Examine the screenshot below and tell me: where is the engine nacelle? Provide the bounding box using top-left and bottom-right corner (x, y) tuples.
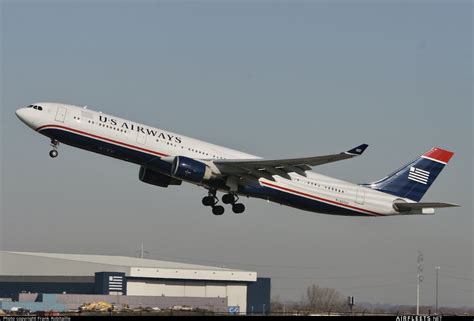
(171, 156), (213, 183)
(139, 166), (182, 188)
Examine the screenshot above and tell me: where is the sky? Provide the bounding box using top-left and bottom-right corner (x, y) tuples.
(1, 0), (472, 307)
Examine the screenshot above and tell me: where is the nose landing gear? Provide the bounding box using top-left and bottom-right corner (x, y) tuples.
(49, 139), (59, 158)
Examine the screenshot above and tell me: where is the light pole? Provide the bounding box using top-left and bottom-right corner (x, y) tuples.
(348, 296), (354, 315)
(136, 242), (149, 259)
(417, 251), (423, 315)
(435, 266), (440, 313)
(417, 280), (420, 315)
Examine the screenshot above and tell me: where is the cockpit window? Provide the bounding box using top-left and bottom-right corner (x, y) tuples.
(30, 105), (43, 111)
(27, 105), (33, 108)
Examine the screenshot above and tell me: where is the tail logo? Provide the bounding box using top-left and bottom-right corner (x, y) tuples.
(408, 167), (430, 185)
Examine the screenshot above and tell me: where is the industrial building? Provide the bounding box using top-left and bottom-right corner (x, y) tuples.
(0, 251), (270, 314)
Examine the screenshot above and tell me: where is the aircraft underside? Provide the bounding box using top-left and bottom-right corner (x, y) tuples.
(38, 126), (377, 217)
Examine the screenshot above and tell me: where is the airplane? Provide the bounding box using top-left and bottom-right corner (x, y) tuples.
(16, 102), (459, 217)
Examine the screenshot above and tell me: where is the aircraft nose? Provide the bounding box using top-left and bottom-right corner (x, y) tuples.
(15, 107), (33, 128)
(15, 108), (26, 121)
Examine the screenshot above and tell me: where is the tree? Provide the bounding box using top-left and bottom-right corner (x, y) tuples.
(270, 295), (284, 313)
(305, 284), (346, 313)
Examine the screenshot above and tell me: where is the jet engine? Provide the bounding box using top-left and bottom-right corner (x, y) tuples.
(139, 166), (182, 187)
(171, 156), (214, 183)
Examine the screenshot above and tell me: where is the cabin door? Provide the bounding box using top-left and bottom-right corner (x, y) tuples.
(55, 106), (67, 122)
(355, 189), (365, 205)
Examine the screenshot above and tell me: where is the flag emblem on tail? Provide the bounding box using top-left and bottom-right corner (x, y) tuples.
(408, 167), (430, 184)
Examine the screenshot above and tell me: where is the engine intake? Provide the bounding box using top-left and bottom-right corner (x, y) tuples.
(139, 166), (182, 187)
(171, 156), (213, 183)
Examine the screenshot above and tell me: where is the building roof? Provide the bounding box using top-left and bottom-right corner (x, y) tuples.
(4, 251), (235, 270)
(0, 251), (257, 282)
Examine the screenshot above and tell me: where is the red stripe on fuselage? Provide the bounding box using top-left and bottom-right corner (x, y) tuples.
(37, 124), (383, 216)
(36, 124), (169, 157)
(261, 181), (383, 216)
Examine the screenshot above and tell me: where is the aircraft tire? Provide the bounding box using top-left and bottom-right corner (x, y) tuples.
(212, 205), (225, 216)
(232, 203), (245, 214)
(49, 150), (58, 158)
(222, 194), (235, 204)
(202, 196), (215, 206)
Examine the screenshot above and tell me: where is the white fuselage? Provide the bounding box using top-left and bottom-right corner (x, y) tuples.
(16, 102), (406, 217)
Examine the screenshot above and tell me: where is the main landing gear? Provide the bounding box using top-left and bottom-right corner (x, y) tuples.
(49, 139), (59, 158)
(202, 190), (246, 215)
(222, 193), (245, 214)
(202, 192), (225, 216)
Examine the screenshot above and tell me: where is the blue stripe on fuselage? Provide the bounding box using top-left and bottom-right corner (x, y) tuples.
(41, 127), (376, 217)
(240, 183), (376, 217)
(39, 128), (172, 173)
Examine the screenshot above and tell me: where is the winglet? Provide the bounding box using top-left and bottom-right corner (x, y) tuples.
(346, 144), (369, 156)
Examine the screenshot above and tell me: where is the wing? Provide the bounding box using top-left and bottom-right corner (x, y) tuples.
(213, 144), (368, 181)
(394, 202), (460, 212)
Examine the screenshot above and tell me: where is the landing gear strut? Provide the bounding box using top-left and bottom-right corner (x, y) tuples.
(49, 139), (59, 158)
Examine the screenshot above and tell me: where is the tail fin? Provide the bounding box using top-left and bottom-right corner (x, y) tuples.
(364, 147), (454, 202)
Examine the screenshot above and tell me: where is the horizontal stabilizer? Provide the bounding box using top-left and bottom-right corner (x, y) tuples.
(394, 202), (460, 212)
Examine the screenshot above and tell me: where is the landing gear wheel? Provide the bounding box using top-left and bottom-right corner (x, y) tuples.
(222, 193), (236, 204)
(49, 139), (59, 158)
(49, 150), (58, 158)
(202, 196), (216, 206)
(212, 205), (225, 216)
(232, 203), (245, 214)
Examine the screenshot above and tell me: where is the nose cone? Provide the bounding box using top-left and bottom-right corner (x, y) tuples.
(15, 108), (27, 121)
(16, 107), (35, 129)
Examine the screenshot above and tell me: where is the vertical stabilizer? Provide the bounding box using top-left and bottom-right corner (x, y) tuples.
(364, 147), (454, 202)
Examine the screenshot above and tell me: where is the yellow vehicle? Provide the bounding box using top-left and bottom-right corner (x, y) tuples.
(79, 301), (114, 312)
